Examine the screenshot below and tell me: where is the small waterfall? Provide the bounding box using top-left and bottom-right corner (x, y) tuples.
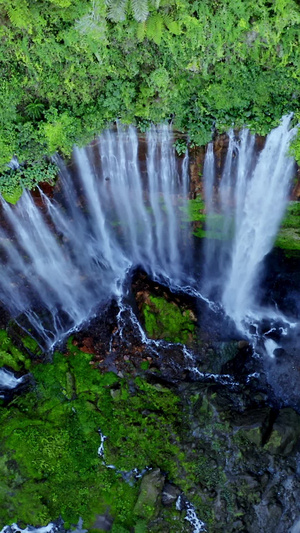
(0, 368), (23, 390)
(203, 115), (297, 329)
(0, 125), (189, 348)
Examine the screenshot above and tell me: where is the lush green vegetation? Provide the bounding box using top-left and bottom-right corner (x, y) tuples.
(0, 0), (300, 193)
(0, 160), (57, 202)
(183, 197), (231, 239)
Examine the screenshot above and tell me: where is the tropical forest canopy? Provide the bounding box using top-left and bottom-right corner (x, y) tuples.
(1, 0), (300, 176)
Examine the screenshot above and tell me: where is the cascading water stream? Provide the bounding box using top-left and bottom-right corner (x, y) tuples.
(203, 115), (297, 337)
(0, 125), (189, 348)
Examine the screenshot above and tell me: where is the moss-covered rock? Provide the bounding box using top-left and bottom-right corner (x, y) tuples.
(0, 335), (185, 531)
(143, 295), (196, 344)
(275, 202), (300, 254)
(264, 408), (300, 455)
(0, 330), (31, 371)
(134, 469), (165, 519)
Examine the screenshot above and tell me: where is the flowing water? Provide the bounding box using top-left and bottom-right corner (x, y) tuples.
(0, 125), (189, 349)
(203, 115), (297, 336)
(0, 368), (23, 390)
(0, 117), (297, 355)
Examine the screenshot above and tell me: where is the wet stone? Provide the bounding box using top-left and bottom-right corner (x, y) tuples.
(161, 483), (181, 506)
(92, 512), (114, 531)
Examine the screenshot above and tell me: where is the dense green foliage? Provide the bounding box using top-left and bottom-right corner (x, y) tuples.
(0, 0), (300, 181)
(0, 160), (57, 201)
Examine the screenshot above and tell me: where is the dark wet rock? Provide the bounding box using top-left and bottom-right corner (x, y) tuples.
(232, 407), (272, 446)
(274, 347), (286, 358)
(161, 483), (181, 506)
(248, 325), (257, 335)
(134, 468), (165, 519)
(92, 512), (114, 532)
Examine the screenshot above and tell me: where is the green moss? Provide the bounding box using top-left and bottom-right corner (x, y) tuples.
(0, 330), (30, 371)
(263, 430), (283, 454)
(182, 198), (236, 241)
(187, 198), (300, 251)
(0, 332), (283, 532)
(143, 296), (195, 344)
(21, 336), (42, 356)
(275, 228), (300, 251)
(275, 202), (300, 253)
(237, 427), (262, 446)
(0, 334), (188, 530)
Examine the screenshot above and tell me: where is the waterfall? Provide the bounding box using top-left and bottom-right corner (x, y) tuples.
(203, 115), (297, 330)
(0, 368), (23, 390)
(0, 125), (189, 348)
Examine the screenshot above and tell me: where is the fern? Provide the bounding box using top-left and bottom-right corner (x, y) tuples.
(137, 21), (146, 41)
(25, 102), (45, 120)
(75, 1), (107, 38)
(146, 13), (163, 44)
(131, 0), (149, 22)
(106, 0), (127, 22)
(8, 6), (31, 29)
(164, 15), (180, 35)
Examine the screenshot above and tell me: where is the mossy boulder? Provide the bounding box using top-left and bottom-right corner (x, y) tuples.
(133, 469), (165, 519)
(232, 407), (272, 447)
(264, 408), (300, 455)
(142, 295), (196, 344)
(133, 271), (197, 346)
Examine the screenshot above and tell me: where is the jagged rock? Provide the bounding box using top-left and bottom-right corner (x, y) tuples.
(161, 483), (181, 506)
(134, 468), (165, 519)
